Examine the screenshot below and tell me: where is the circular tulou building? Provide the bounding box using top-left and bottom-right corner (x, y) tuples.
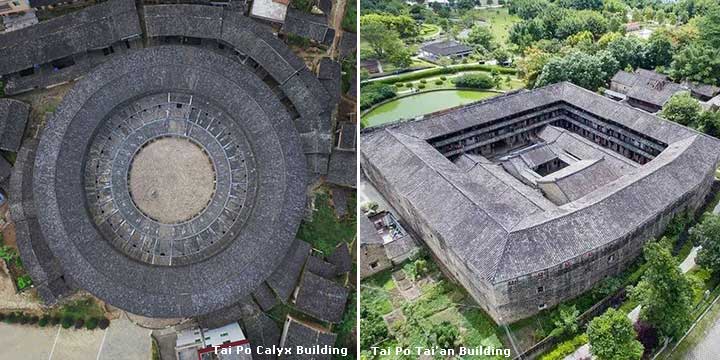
(9, 3), (338, 319)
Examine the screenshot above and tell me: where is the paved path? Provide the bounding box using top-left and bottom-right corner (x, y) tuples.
(0, 313), (151, 360)
(565, 246), (700, 360)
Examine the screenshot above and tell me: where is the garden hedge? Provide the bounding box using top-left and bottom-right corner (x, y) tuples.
(372, 64), (516, 85)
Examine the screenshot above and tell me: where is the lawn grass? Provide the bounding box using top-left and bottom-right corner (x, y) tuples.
(360, 270), (394, 315)
(471, 7), (521, 45)
(420, 23), (441, 39)
(51, 297), (105, 321)
(396, 71), (523, 93)
(297, 190), (356, 255)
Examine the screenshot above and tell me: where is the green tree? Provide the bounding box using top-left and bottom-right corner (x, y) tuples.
(643, 30), (674, 68)
(659, 92), (702, 127)
(559, 0), (603, 10)
(587, 308), (643, 360)
(603, 0), (627, 13)
(555, 10), (609, 39)
(516, 47), (551, 88)
(387, 46), (413, 69)
(632, 242), (693, 339)
(360, 14), (419, 38)
(363, 22), (403, 59)
(699, 110), (720, 137)
(535, 51), (610, 91)
(670, 42), (720, 85)
(691, 214), (720, 274)
(466, 25), (496, 52)
(509, 0), (550, 20)
(606, 36), (645, 70)
(697, 6), (720, 48)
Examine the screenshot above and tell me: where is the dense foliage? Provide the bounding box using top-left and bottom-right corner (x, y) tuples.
(453, 73), (495, 89)
(631, 242), (694, 339)
(360, 83), (397, 110)
(660, 92), (702, 126)
(587, 308), (643, 360)
(691, 214), (720, 275)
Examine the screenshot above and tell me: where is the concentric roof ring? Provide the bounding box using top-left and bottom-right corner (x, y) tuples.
(84, 93), (256, 267)
(34, 46), (308, 318)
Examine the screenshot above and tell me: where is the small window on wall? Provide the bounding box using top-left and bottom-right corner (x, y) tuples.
(608, 254), (615, 263)
(538, 303), (547, 310)
(370, 261), (379, 269)
(537, 286), (544, 294)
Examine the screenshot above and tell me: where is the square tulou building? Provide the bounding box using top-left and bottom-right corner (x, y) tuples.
(361, 82), (720, 323)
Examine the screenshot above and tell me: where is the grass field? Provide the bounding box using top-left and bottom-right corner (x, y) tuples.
(420, 23), (442, 39)
(471, 7), (521, 45)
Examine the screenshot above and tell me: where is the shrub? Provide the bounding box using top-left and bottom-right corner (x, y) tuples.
(5, 313), (17, 323)
(418, 84), (426, 89)
(74, 319), (85, 329)
(440, 76), (447, 80)
(395, 83), (404, 88)
(61, 316), (73, 329)
(435, 80), (444, 85)
(19, 313), (29, 324)
(39, 316), (49, 327)
(420, 79), (427, 84)
(0, 313), (4, 322)
(29, 316), (39, 324)
(360, 83), (397, 110)
(374, 64), (516, 85)
(453, 73), (494, 89)
(86, 318), (98, 330)
(16, 275), (33, 290)
(98, 318), (110, 329)
(540, 334), (589, 360)
(50, 316), (60, 326)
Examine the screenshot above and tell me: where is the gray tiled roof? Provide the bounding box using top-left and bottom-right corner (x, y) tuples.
(280, 318), (337, 360)
(305, 255), (338, 279)
(243, 312), (281, 360)
(327, 149), (356, 188)
(361, 82), (720, 283)
(360, 216), (384, 245)
(537, 158), (620, 203)
(282, 8), (333, 45)
(0, 98), (29, 151)
(327, 243), (353, 274)
(294, 270), (348, 323)
(421, 40), (473, 57)
(144, 4), (223, 39)
(612, 69), (686, 107)
(0, 0), (141, 76)
(251, 282), (278, 312)
(267, 239), (312, 302)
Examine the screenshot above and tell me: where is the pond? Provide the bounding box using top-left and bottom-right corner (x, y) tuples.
(361, 90), (498, 128)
